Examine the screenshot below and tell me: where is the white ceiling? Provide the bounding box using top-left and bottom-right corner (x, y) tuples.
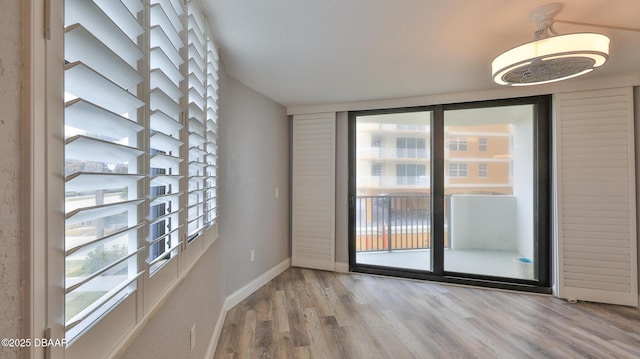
(202, 0), (640, 107)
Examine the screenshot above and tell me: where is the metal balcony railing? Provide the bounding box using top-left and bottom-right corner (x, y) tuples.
(355, 195), (451, 252)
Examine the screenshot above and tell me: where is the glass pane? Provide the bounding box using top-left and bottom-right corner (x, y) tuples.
(66, 259), (129, 323)
(355, 111), (432, 271)
(444, 105), (536, 280)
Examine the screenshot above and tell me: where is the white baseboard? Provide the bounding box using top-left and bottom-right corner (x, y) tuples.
(204, 305), (227, 359)
(224, 258), (291, 310)
(334, 262), (349, 273)
(205, 257), (291, 358)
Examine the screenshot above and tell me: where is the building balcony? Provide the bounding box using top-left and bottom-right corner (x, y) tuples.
(354, 194), (533, 280)
(358, 123), (431, 133)
(357, 147), (430, 160)
(357, 176), (430, 188)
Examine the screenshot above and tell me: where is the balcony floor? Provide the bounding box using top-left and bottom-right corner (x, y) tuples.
(356, 249), (533, 280)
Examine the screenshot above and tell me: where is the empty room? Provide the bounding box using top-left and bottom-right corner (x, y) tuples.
(2, 0), (640, 358)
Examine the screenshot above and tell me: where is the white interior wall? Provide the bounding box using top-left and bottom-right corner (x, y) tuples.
(449, 195), (517, 251)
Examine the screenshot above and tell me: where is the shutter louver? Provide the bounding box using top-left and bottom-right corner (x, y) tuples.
(187, 1), (208, 239)
(62, 0), (218, 347)
(555, 88), (638, 306)
(205, 37), (219, 226)
(148, 0), (185, 273)
(64, 0), (145, 339)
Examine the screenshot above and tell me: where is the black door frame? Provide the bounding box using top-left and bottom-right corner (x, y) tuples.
(348, 95), (552, 294)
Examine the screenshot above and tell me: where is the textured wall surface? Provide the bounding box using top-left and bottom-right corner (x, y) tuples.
(218, 71), (290, 295)
(0, 0), (22, 358)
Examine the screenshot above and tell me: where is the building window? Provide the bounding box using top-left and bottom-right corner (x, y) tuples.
(448, 163), (468, 177)
(396, 123), (428, 131)
(371, 136), (382, 147)
(371, 163), (383, 176)
(396, 164), (427, 185)
(449, 137), (467, 151)
(479, 137), (488, 151)
(397, 137), (426, 158)
(478, 163), (488, 178)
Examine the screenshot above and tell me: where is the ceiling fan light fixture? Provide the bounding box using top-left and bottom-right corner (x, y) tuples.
(492, 3), (610, 86)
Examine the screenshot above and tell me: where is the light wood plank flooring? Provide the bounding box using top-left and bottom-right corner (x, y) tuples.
(214, 267), (640, 359)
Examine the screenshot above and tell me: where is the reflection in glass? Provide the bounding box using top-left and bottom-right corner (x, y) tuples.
(355, 111), (433, 271)
(444, 105), (535, 280)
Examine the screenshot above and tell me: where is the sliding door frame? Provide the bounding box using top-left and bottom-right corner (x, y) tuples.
(348, 95), (551, 294)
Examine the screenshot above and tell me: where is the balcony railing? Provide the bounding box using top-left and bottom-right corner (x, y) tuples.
(355, 195), (451, 252)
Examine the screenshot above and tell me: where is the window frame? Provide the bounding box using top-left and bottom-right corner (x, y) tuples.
(478, 137), (488, 151)
(478, 163), (488, 178)
(371, 162), (383, 177)
(27, 1), (220, 357)
(448, 163), (468, 178)
(348, 95), (552, 294)
(448, 137), (468, 151)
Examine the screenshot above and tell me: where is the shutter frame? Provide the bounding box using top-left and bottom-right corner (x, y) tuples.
(554, 87), (638, 306)
(292, 113), (336, 271)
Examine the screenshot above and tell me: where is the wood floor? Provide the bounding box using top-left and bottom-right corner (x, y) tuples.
(213, 267), (640, 359)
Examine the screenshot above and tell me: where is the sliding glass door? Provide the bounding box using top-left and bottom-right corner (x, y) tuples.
(353, 110), (433, 271)
(443, 105), (537, 280)
(349, 96), (551, 292)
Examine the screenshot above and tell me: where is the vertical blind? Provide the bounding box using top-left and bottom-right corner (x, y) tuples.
(64, 0), (218, 341)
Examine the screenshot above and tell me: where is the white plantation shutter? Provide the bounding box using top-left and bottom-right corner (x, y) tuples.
(292, 113), (336, 271)
(61, 0), (220, 352)
(148, 0), (185, 273)
(205, 36), (219, 229)
(187, 0), (208, 240)
(555, 87), (638, 306)
(64, 0), (145, 340)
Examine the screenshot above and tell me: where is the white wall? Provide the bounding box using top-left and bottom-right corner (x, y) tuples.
(0, 1), (22, 358)
(512, 116), (534, 259)
(449, 195), (517, 251)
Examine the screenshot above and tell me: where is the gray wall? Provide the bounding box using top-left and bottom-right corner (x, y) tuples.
(118, 241), (226, 359)
(218, 71), (290, 295)
(0, 1), (23, 358)
(119, 70), (289, 357)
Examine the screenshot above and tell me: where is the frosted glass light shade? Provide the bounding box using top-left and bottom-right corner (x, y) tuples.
(492, 33), (609, 86)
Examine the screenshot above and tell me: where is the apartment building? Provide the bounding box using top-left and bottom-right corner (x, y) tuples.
(357, 121), (513, 196)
